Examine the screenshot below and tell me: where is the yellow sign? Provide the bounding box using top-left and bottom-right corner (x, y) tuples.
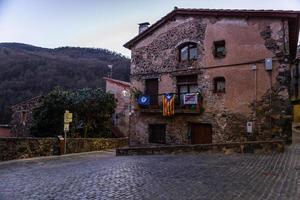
(64, 110), (73, 123)
(294, 105), (300, 123)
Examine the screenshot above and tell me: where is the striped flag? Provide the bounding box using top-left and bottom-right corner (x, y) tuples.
(163, 93), (175, 117)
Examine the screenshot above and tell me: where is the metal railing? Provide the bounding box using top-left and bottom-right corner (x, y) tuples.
(139, 93), (202, 112)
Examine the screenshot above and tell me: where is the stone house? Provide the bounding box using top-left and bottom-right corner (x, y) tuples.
(10, 96), (43, 137)
(124, 8), (300, 145)
(104, 77), (131, 137)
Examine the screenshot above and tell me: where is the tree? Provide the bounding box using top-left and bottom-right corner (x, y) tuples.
(30, 87), (116, 138)
(71, 88), (116, 138)
(30, 87), (72, 137)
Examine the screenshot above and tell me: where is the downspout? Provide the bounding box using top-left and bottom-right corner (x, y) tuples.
(252, 64), (257, 117)
(269, 70), (272, 131)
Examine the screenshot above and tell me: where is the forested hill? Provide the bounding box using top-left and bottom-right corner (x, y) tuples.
(0, 43), (130, 123)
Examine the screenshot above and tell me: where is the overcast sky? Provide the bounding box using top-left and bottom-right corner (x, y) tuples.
(0, 0), (300, 57)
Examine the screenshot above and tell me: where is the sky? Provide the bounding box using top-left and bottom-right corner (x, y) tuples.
(0, 0), (300, 57)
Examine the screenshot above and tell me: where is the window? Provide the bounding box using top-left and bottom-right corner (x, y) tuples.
(214, 40), (226, 58)
(213, 77), (225, 93)
(145, 78), (158, 105)
(179, 43), (198, 62)
(149, 124), (166, 144)
(20, 111), (27, 126)
(177, 75), (198, 103)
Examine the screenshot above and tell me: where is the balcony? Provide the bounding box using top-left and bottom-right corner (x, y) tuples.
(138, 93), (203, 114)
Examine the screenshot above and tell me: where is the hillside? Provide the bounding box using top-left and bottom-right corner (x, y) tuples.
(0, 43), (130, 123)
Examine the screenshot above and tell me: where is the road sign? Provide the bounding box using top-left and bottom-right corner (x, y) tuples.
(64, 110), (73, 123)
(64, 123), (70, 131)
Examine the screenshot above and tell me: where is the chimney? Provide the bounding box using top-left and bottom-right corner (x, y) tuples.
(138, 22), (150, 34)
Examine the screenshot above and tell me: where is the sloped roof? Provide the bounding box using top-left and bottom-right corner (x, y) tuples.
(11, 95), (43, 109)
(124, 8), (300, 59)
(103, 77), (131, 88)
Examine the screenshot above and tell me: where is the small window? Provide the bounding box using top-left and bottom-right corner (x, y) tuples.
(20, 111), (27, 125)
(214, 40), (226, 58)
(145, 79), (158, 105)
(213, 77), (225, 93)
(179, 43), (198, 61)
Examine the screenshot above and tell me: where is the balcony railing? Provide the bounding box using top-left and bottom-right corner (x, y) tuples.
(138, 93), (203, 114)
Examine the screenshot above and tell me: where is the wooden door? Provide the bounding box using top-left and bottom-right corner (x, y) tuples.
(149, 124), (166, 144)
(191, 123), (212, 144)
(145, 79), (158, 105)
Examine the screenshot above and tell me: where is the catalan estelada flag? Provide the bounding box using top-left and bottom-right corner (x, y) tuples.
(163, 93), (175, 117)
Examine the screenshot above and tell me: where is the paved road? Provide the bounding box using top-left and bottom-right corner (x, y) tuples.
(0, 146), (300, 200)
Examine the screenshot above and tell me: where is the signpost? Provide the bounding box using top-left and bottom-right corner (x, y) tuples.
(63, 110), (73, 154)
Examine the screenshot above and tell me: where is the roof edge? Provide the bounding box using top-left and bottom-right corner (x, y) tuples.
(124, 8), (300, 50)
(103, 77), (131, 87)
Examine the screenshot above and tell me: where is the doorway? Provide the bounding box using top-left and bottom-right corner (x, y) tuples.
(149, 124), (166, 144)
(190, 123), (212, 144)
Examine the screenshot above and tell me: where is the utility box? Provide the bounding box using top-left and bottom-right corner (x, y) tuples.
(247, 122), (253, 134)
(265, 58), (273, 71)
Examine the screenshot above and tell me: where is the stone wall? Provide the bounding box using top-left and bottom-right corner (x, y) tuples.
(129, 15), (292, 145)
(0, 137), (58, 161)
(0, 137), (128, 161)
(116, 140), (285, 156)
(66, 138), (128, 154)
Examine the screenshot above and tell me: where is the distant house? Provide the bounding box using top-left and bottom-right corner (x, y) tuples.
(124, 8), (300, 145)
(104, 77), (131, 137)
(10, 96), (43, 137)
(0, 124), (13, 137)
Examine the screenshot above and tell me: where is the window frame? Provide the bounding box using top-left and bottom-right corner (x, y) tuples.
(214, 40), (226, 58)
(178, 42), (198, 62)
(213, 77), (226, 93)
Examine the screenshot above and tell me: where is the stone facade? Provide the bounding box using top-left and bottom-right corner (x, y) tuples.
(125, 9), (300, 145)
(104, 77), (131, 137)
(10, 96), (43, 137)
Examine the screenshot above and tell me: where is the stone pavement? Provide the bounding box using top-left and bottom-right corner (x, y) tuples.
(0, 146), (300, 200)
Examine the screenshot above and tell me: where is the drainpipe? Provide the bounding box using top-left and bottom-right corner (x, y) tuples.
(269, 69), (273, 131)
(252, 64), (257, 117)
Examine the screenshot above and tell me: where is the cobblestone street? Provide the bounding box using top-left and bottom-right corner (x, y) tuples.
(0, 146), (300, 200)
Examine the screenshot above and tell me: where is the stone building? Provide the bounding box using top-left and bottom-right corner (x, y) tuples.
(104, 77), (131, 137)
(10, 96), (43, 137)
(124, 8), (300, 145)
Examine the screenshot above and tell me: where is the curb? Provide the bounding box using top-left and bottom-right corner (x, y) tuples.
(0, 149), (116, 166)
